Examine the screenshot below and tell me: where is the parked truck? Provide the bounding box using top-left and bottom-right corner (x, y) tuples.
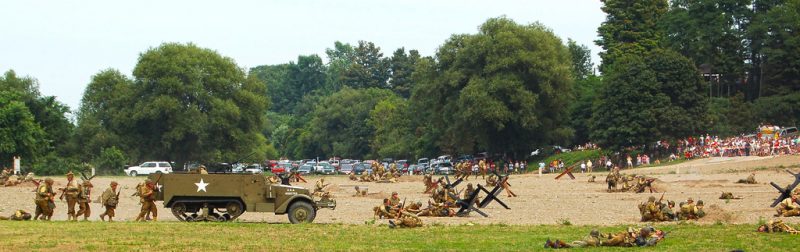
(149, 173), (335, 223)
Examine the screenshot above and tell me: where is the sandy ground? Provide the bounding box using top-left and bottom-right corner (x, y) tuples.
(1, 155), (799, 226)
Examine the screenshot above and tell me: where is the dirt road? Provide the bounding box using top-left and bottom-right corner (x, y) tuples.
(2, 155), (798, 225)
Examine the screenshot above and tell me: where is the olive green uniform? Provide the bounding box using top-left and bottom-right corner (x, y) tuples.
(64, 178), (81, 221)
(135, 183), (157, 221)
(34, 182), (55, 220)
(100, 187), (119, 221)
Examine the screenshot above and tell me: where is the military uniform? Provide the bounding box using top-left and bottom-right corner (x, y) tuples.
(659, 201), (676, 221)
(135, 180), (157, 221)
(737, 173), (757, 184)
(76, 180), (93, 221)
(776, 196), (800, 217)
(393, 212), (423, 228)
(63, 171), (81, 221)
(640, 196), (661, 221)
(758, 219), (800, 234)
(100, 182), (119, 222)
(0, 210), (31, 221)
(34, 178), (55, 221)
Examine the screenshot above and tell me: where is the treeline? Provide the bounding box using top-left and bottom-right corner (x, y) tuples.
(2, 0), (799, 174)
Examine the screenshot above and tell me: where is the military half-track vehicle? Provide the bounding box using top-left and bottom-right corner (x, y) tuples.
(148, 173), (336, 223)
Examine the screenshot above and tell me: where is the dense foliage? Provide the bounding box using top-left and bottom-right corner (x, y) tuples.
(3, 3), (800, 171)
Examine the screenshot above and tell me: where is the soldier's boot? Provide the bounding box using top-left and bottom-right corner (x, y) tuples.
(152, 216), (157, 222)
(100, 213), (106, 221)
(108, 217), (113, 222)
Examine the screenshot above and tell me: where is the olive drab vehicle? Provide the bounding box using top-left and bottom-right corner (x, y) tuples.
(148, 173), (336, 223)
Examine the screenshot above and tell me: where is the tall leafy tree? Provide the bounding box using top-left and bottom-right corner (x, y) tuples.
(662, 0), (750, 97)
(74, 69), (134, 161)
(0, 91), (46, 166)
(389, 48), (421, 98)
(760, 0), (800, 96)
(308, 88), (397, 158)
(369, 96), (415, 159)
(0, 70), (72, 165)
(412, 17), (574, 157)
(342, 41), (391, 89)
(125, 43), (270, 168)
(592, 50), (708, 150)
(567, 39), (595, 80)
(596, 0), (668, 72)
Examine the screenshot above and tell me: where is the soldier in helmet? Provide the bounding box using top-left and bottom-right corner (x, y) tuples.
(62, 171), (81, 221)
(197, 165), (208, 175)
(544, 229), (601, 248)
(659, 200), (676, 221)
(99, 181), (120, 222)
(639, 196), (661, 222)
(757, 219), (800, 234)
(736, 173), (757, 184)
(75, 179), (94, 221)
(134, 179), (157, 222)
(696, 200), (706, 218)
(0, 210), (32, 221)
(34, 178), (55, 220)
(775, 194), (800, 217)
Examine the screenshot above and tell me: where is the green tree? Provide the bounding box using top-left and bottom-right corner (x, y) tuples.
(412, 17), (574, 157)
(591, 55), (667, 150)
(324, 41), (355, 92)
(592, 50), (708, 150)
(567, 39), (595, 80)
(342, 41), (391, 89)
(250, 55), (327, 114)
(369, 97), (415, 159)
(308, 87), (397, 158)
(389, 48), (421, 98)
(0, 92), (46, 165)
(662, 0), (750, 97)
(93, 146), (128, 175)
(760, 0), (800, 96)
(596, 0), (668, 72)
(73, 69), (134, 161)
(124, 43), (270, 168)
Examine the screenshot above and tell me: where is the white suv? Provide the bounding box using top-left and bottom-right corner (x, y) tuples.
(124, 161), (173, 176)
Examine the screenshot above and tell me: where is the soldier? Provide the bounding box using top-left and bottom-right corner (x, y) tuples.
(463, 183), (481, 205)
(719, 192), (742, 200)
(478, 159), (487, 179)
(757, 219), (800, 234)
(696, 200), (706, 218)
(0, 210), (32, 221)
(135, 179), (157, 222)
(500, 176), (517, 197)
(76, 180), (93, 221)
(61, 171), (81, 221)
(34, 178), (55, 221)
(373, 198), (398, 219)
(99, 181), (119, 222)
(404, 201), (423, 214)
(639, 196), (661, 222)
(24, 172), (34, 182)
(390, 211), (423, 228)
(775, 194), (800, 217)
(736, 173), (757, 184)
(680, 198), (698, 220)
(545, 230), (601, 248)
(389, 192), (401, 207)
(349, 171), (357, 181)
(659, 201), (676, 221)
(313, 178), (328, 196)
(198, 165), (209, 175)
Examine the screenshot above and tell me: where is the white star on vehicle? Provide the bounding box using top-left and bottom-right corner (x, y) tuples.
(156, 183), (163, 191)
(195, 178), (209, 192)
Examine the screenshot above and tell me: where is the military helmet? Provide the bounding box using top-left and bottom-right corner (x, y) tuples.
(590, 229), (600, 237)
(66, 170), (74, 176)
(648, 196), (656, 202)
(110, 181), (118, 186)
(687, 197), (694, 202)
(44, 178), (54, 183)
(697, 200), (704, 206)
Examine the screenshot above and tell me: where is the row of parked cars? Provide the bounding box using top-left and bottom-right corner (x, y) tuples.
(122, 153), (491, 177)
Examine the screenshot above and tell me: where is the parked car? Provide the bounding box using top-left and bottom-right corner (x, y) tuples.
(245, 164), (263, 174)
(339, 162), (355, 174)
(297, 164), (313, 175)
(316, 162), (336, 175)
(456, 155), (474, 163)
(434, 162), (453, 175)
(124, 161), (173, 176)
(353, 162), (370, 175)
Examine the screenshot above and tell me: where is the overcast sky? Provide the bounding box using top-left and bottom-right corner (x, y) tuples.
(0, 0), (605, 111)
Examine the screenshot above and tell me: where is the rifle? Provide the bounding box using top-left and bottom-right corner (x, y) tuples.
(657, 192), (666, 205)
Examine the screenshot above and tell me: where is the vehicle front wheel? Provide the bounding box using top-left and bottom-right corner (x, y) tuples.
(129, 171), (138, 177)
(287, 201), (316, 224)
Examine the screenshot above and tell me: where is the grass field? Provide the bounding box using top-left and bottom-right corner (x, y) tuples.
(0, 221), (795, 251)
